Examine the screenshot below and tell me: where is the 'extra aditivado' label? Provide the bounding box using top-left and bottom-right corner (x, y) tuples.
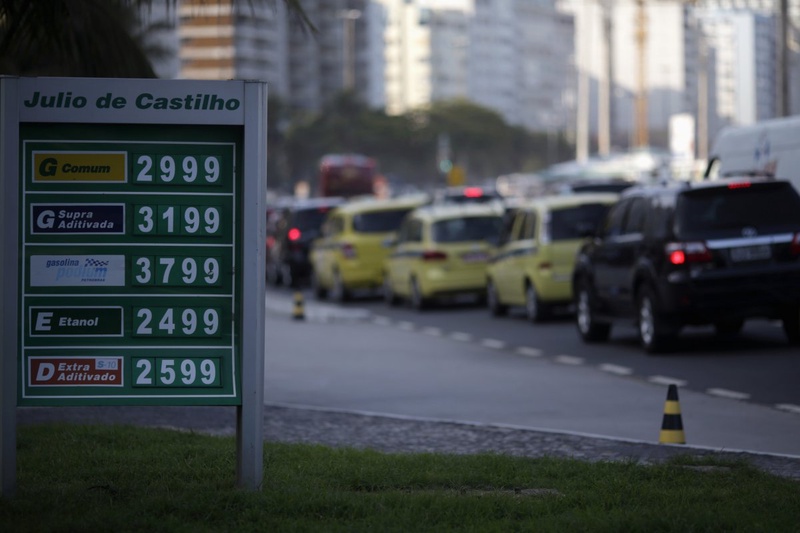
(31, 204), (125, 234)
(28, 356), (123, 387)
(29, 307), (123, 337)
(33, 152), (126, 182)
(29, 255), (125, 287)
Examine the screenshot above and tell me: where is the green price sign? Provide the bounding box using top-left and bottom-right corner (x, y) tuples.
(19, 126), (242, 406)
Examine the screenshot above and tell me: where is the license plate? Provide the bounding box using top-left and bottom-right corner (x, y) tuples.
(461, 251), (489, 263)
(730, 245), (771, 262)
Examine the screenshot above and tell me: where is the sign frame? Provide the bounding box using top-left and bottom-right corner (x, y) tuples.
(1, 76), (267, 495)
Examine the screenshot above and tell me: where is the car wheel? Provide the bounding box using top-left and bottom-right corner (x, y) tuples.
(487, 279), (508, 317)
(383, 273), (399, 306)
(637, 286), (676, 354)
(266, 263), (280, 286)
(574, 280), (611, 342)
(525, 282), (548, 323)
(280, 262), (295, 288)
(714, 319), (744, 338)
(783, 306), (800, 345)
(409, 277), (428, 311)
(311, 269), (327, 300)
(330, 270), (349, 303)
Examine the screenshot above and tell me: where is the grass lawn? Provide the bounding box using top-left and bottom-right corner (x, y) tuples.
(1, 424), (799, 532)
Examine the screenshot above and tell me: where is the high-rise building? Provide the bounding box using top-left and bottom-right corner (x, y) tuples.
(176, 0), (290, 97)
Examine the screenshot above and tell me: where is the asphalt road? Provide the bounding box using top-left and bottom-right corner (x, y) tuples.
(264, 287), (800, 457)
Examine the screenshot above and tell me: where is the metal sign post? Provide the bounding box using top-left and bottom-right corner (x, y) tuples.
(1, 77), (266, 495)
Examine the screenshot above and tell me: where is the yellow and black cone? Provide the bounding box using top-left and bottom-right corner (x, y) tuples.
(659, 384), (686, 444)
(291, 292), (305, 320)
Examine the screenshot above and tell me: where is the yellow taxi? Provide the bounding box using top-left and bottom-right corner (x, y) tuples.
(309, 194), (429, 301)
(486, 193), (619, 321)
(383, 203), (505, 310)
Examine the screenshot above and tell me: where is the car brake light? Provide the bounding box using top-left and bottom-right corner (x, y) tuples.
(288, 228), (301, 241)
(422, 250), (448, 261)
(266, 236), (275, 249)
(341, 243), (357, 259)
(666, 242), (712, 265)
(464, 187), (483, 198)
(791, 233), (800, 256)
(727, 181), (751, 190)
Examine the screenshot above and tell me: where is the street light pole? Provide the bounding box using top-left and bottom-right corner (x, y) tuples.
(340, 9), (361, 91)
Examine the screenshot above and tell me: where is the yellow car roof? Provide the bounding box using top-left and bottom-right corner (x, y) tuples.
(411, 202), (505, 222)
(334, 194), (430, 215)
(519, 192), (620, 212)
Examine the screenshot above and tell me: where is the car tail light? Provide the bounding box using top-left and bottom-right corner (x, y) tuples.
(665, 242), (712, 265)
(288, 228), (301, 241)
(727, 181), (751, 190)
(422, 250), (448, 261)
(791, 233), (800, 256)
(340, 243), (357, 259)
(266, 236), (275, 249)
(464, 187), (484, 198)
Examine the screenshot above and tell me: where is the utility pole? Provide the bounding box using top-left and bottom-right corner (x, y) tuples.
(777, 0), (790, 116)
(340, 9), (361, 91)
(634, 0), (649, 148)
(598, 0), (614, 156)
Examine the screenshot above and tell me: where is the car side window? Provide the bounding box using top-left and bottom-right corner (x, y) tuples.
(602, 201), (628, 238)
(521, 211), (537, 240)
(623, 198), (646, 235)
(399, 218), (422, 244)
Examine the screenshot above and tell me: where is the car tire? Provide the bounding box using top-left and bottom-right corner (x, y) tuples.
(525, 282), (548, 323)
(574, 280), (611, 343)
(409, 277), (428, 311)
(714, 319), (744, 338)
(311, 269), (327, 300)
(280, 262), (295, 289)
(487, 279), (508, 317)
(330, 270), (349, 303)
(266, 263), (281, 286)
(383, 273), (399, 306)
(637, 286), (676, 354)
(783, 306), (800, 345)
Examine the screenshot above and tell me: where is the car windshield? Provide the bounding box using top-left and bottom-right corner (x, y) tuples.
(293, 207), (334, 231)
(549, 203), (612, 241)
(675, 183), (800, 239)
(352, 209), (413, 233)
(432, 216), (503, 243)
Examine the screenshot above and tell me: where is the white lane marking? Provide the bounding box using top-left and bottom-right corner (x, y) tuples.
(554, 355), (584, 366)
(516, 347), (543, 358)
(372, 316), (392, 326)
(648, 375), (688, 388)
(450, 332), (473, 342)
(422, 327), (442, 337)
(599, 363), (633, 376)
(398, 321), (415, 331)
(706, 388), (750, 401)
(776, 404), (800, 415)
(481, 338), (506, 350)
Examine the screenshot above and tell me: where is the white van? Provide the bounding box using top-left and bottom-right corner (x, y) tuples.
(704, 115), (800, 193)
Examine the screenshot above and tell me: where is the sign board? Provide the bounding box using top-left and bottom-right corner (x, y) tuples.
(2, 76), (266, 492)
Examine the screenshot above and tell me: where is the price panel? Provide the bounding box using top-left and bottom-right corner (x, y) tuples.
(17, 103), (247, 406)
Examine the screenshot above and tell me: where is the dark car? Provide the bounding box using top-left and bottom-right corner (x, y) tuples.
(266, 197), (345, 287)
(572, 178), (800, 353)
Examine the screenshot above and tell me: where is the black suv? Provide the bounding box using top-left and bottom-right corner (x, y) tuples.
(572, 178), (800, 353)
(266, 197), (344, 288)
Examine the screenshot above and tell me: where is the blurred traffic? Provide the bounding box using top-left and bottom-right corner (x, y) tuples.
(267, 126), (800, 355)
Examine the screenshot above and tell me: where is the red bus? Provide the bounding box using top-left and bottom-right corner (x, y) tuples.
(318, 153), (377, 198)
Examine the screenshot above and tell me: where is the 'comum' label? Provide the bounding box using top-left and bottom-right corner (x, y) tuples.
(33, 151), (127, 182)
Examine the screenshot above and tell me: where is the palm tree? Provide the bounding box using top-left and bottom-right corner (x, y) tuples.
(0, 0), (311, 77)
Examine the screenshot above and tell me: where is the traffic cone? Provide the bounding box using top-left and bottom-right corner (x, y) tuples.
(659, 384), (686, 444)
(291, 292), (305, 320)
